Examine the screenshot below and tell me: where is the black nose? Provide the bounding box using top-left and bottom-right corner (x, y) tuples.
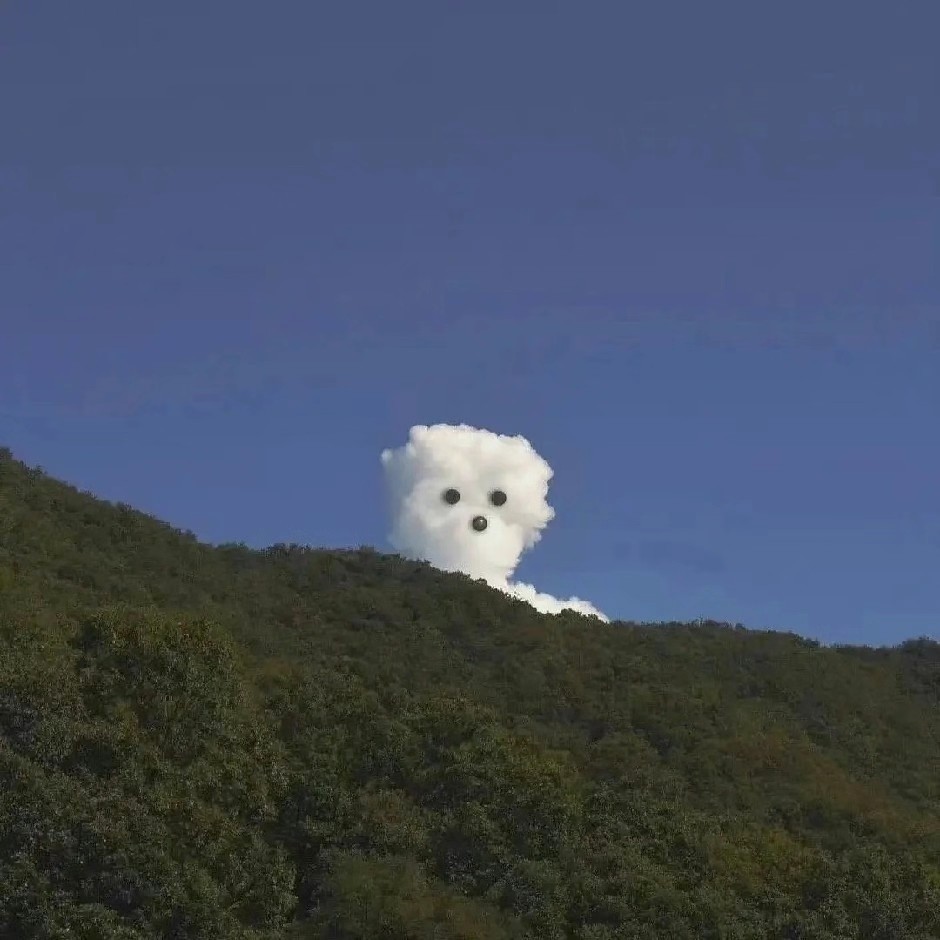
(471, 515), (488, 532)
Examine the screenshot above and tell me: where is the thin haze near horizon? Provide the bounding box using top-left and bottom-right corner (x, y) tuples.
(1, 3), (937, 647)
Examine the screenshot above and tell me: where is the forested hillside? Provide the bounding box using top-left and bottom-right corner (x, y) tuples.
(1, 447), (938, 938)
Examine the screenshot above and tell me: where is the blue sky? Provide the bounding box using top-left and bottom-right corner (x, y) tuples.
(2, 2), (937, 646)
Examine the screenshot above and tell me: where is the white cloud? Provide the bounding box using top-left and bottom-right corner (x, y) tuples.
(381, 424), (607, 621)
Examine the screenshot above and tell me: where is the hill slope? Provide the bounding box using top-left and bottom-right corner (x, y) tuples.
(1, 447), (938, 938)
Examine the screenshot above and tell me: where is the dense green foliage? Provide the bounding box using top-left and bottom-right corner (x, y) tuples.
(1, 446), (938, 938)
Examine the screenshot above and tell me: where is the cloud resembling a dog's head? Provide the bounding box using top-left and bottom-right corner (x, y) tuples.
(381, 424), (607, 621)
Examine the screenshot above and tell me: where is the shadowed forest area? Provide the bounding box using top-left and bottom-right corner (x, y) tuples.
(0, 446), (938, 938)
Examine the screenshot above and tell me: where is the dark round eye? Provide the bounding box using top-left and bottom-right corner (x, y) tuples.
(442, 488), (461, 505)
(489, 489), (507, 507)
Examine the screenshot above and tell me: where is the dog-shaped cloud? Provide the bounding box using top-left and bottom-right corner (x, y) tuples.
(381, 424), (607, 620)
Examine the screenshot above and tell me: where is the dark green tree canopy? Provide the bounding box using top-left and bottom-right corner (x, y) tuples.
(1, 448), (938, 938)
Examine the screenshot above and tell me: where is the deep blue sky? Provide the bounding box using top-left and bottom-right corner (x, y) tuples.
(2, 2), (937, 646)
